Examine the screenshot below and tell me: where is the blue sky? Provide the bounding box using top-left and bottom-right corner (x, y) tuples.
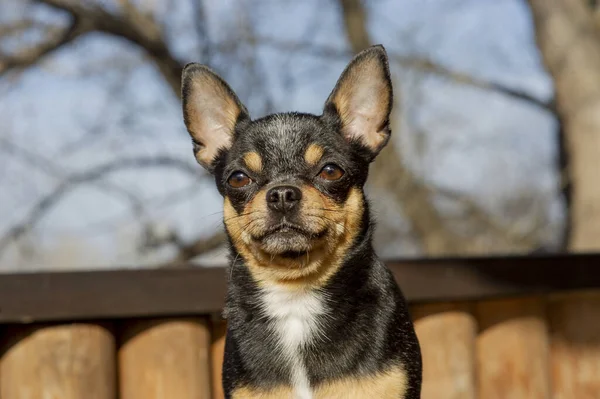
(0, 0), (563, 270)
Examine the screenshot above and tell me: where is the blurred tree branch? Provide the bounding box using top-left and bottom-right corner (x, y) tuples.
(190, 0), (211, 64)
(339, 0), (371, 53)
(0, 155), (204, 258)
(528, 0), (600, 251)
(0, 0), (183, 94)
(40, 0), (183, 94)
(0, 19), (40, 36)
(0, 0), (553, 111)
(255, 36), (553, 113)
(0, 0), (560, 263)
(0, 0), (231, 265)
(0, 17), (91, 74)
(0, 136), (146, 224)
(340, 0), (546, 255)
(157, 230), (227, 267)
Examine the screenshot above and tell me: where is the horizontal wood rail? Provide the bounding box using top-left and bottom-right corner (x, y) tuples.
(0, 253), (599, 324)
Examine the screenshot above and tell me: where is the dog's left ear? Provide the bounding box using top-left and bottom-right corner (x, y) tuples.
(323, 45), (393, 159)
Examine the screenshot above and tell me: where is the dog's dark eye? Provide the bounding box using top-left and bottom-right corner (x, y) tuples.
(228, 171), (252, 188)
(318, 164), (344, 181)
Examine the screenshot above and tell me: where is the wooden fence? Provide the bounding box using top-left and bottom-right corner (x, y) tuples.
(0, 253), (599, 398)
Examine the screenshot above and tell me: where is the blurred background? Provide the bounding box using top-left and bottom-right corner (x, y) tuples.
(1, 0), (598, 272)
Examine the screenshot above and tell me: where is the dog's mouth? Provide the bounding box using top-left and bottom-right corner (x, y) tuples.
(257, 222), (326, 239)
(252, 222), (327, 258)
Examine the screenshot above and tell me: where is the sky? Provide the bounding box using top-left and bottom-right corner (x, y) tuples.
(0, 0), (564, 271)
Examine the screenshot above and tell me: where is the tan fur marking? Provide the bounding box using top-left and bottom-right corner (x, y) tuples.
(243, 152), (263, 173)
(304, 144), (324, 166)
(231, 366), (407, 399)
(232, 386), (293, 399)
(314, 366), (408, 399)
(223, 187), (364, 290)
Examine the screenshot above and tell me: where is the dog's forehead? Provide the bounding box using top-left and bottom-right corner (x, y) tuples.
(250, 114), (314, 155)
(232, 113), (340, 173)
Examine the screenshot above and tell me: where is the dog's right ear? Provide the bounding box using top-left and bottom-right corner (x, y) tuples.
(323, 45), (392, 161)
(181, 64), (249, 171)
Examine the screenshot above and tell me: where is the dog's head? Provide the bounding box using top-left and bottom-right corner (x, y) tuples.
(182, 45), (392, 285)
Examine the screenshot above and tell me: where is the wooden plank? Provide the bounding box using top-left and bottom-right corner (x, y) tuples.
(0, 267), (228, 323)
(119, 317), (212, 399)
(411, 303), (477, 399)
(211, 319), (227, 399)
(391, 253), (600, 302)
(476, 297), (550, 399)
(549, 291), (600, 399)
(0, 323), (115, 399)
(0, 253), (599, 323)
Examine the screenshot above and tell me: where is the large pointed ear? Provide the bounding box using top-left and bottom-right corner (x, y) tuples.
(181, 63), (249, 171)
(323, 45), (393, 159)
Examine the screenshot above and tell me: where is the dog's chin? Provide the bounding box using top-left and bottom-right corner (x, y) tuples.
(254, 226), (327, 260)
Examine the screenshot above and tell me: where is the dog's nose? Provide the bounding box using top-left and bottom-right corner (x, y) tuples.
(266, 185), (302, 213)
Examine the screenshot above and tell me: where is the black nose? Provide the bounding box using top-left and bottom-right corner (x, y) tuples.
(266, 185), (303, 213)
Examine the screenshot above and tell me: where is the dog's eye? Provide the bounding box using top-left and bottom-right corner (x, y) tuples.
(318, 164), (344, 181)
(228, 171), (252, 188)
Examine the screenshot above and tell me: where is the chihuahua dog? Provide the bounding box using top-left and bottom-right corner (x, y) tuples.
(182, 45), (422, 398)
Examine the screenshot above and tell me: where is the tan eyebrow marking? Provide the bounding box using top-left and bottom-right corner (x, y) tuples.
(243, 151), (262, 173)
(304, 144), (324, 166)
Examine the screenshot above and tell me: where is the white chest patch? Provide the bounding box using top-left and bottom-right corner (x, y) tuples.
(261, 286), (326, 399)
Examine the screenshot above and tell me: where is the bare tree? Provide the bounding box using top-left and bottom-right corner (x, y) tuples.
(338, 0), (554, 255)
(0, 0), (564, 266)
(0, 0), (228, 265)
(527, 0), (600, 252)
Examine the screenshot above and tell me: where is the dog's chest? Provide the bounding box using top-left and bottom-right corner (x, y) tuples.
(261, 286), (326, 399)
